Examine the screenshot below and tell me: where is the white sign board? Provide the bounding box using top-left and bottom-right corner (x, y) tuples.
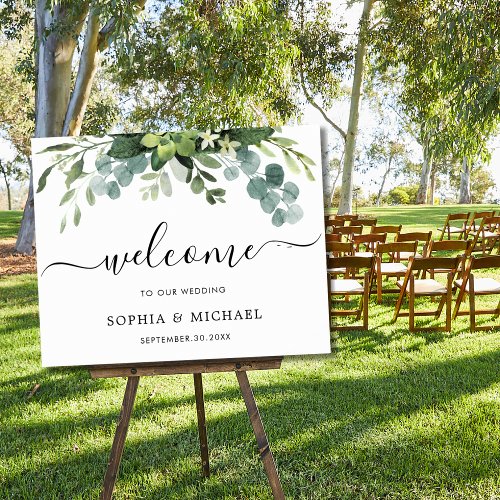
(33, 126), (330, 367)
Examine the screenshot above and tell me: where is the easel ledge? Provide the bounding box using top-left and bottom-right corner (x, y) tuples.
(88, 357), (285, 500)
(88, 356), (282, 378)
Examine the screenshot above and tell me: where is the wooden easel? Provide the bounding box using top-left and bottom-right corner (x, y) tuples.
(89, 357), (285, 499)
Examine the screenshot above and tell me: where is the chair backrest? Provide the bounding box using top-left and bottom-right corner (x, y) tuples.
(446, 212), (470, 222)
(325, 233), (342, 243)
(354, 217), (377, 227)
(469, 254), (500, 271)
(331, 225), (364, 237)
(325, 219), (345, 229)
(371, 224), (402, 235)
(334, 214), (359, 222)
(481, 216), (500, 232)
(395, 231), (432, 244)
(351, 233), (387, 252)
(467, 210), (495, 233)
(424, 239), (473, 257)
(406, 255), (461, 272)
(376, 241), (418, 262)
(327, 255), (374, 272)
(326, 241), (354, 257)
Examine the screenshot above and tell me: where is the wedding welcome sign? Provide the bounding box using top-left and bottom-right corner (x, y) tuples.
(33, 125), (330, 367)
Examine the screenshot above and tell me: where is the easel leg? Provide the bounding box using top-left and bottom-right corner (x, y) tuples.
(100, 376), (140, 500)
(235, 371), (285, 500)
(193, 373), (210, 477)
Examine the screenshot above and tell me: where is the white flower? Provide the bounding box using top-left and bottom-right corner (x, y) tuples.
(218, 134), (241, 159)
(198, 129), (220, 150)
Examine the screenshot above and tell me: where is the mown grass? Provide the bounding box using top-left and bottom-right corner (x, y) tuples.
(0, 211), (23, 239)
(1, 206), (499, 499)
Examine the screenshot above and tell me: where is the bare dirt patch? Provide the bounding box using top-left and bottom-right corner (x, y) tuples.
(0, 239), (37, 276)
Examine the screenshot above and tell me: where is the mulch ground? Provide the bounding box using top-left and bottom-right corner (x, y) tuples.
(0, 239), (37, 276)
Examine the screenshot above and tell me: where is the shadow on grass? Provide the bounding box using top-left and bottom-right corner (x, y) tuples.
(2, 348), (499, 498)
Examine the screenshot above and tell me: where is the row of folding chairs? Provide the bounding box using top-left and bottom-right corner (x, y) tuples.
(327, 252), (500, 333)
(437, 210), (498, 241)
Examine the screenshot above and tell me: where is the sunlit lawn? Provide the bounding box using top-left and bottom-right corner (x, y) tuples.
(1, 206), (499, 499)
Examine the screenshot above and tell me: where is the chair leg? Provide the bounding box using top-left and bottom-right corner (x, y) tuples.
(469, 276), (476, 332)
(377, 271), (382, 304)
(409, 278), (415, 332)
(363, 274), (369, 329)
(446, 276), (452, 332)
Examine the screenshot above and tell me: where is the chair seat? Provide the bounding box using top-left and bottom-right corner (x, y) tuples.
(397, 279), (447, 295)
(469, 230), (498, 239)
(328, 267), (347, 274)
(437, 226), (465, 233)
(380, 262), (407, 274)
(330, 279), (364, 294)
(355, 251), (374, 258)
(455, 278), (500, 294)
(399, 251), (422, 260)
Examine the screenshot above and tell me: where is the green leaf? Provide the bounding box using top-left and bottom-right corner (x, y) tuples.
(286, 204), (304, 224)
(59, 189), (76, 206)
(265, 163), (284, 188)
(86, 186), (96, 206)
(255, 142), (276, 157)
(107, 181), (120, 200)
(151, 184), (159, 201)
(60, 215), (67, 233)
(229, 127), (274, 147)
(89, 176), (108, 196)
(260, 191), (280, 214)
(186, 167), (193, 184)
(282, 150), (300, 174)
(175, 153), (194, 169)
(199, 170), (217, 182)
(247, 177), (268, 200)
(181, 129), (199, 140)
(157, 140), (176, 162)
(206, 191), (216, 205)
(223, 166), (239, 181)
(175, 137), (196, 156)
(65, 158), (84, 189)
(108, 134), (146, 159)
(295, 151), (316, 167)
(96, 155), (112, 176)
(142, 192), (149, 201)
(237, 148), (260, 174)
(74, 204), (81, 226)
(40, 143), (76, 153)
(269, 137), (298, 147)
(191, 175), (205, 194)
(151, 149), (167, 171)
(195, 153), (221, 169)
(160, 171), (172, 197)
(282, 182), (300, 204)
(114, 165), (134, 187)
(272, 208), (287, 227)
(170, 156), (190, 182)
(127, 155), (148, 174)
(304, 164), (315, 181)
(215, 197), (226, 203)
(141, 173), (159, 181)
(37, 166), (54, 193)
(140, 133), (162, 148)
(209, 188), (226, 197)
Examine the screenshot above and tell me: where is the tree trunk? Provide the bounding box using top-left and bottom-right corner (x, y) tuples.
(338, 0), (374, 214)
(375, 156), (393, 206)
(416, 140), (432, 204)
(15, 2), (86, 255)
(429, 168), (435, 204)
(1, 168), (12, 210)
(459, 156), (471, 203)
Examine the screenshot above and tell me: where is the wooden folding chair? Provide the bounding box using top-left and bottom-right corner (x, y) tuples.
(464, 211), (495, 237)
(453, 255), (500, 331)
(467, 216), (500, 255)
(352, 233), (387, 257)
(422, 239), (473, 279)
(355, 217), (377, 230)
(371, 225), (402, 242)
(392, 256), (461, 332)
(325, 219), (345, 233)
(374, 241), (418, 304)
(327, 255), (375, 331)
(334, 214), (359, 222)
(394, 231), (432, 260)
(330, 225), (364, 242)
(325, 233), (342, 243)
(437, 212), (470, 240)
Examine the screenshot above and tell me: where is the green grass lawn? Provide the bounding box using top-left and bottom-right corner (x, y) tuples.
(1, 207), (499, 499)
(0, 210), (23, 239)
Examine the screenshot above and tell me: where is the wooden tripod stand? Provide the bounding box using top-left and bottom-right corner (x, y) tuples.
(89, 357), (285, 499)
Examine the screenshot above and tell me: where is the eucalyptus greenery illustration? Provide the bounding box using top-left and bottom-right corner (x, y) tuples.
(36, 127), (317, 232)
